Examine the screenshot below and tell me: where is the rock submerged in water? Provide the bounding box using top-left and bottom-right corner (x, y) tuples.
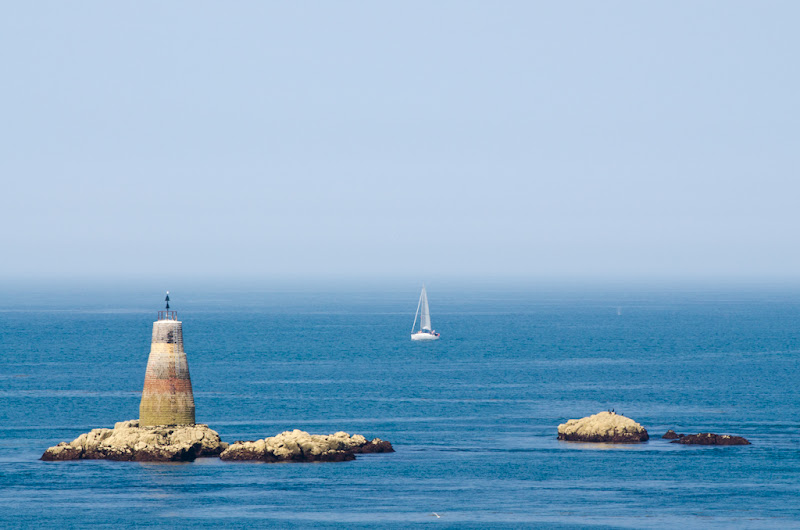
(670, 432), (750, 446)
(41, 420), (227, 462)
(220, 429), (394, 462)
(662, 429), (681, 439)
(557, 411), (649, 443)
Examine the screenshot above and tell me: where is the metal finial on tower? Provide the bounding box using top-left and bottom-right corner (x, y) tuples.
(158, 292), (175, 321)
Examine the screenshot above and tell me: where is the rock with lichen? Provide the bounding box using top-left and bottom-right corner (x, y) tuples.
(219, 429), (394, 462)
(557, 411), (649, 443)
(41, 420), (227, 462)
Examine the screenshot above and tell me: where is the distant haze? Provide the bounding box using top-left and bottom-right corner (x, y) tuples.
(2, 2), (799, 283)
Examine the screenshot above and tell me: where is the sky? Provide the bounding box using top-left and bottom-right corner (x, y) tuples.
(1, 2), (799, 284)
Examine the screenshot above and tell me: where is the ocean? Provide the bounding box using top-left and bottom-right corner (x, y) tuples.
(1, 283), (799, 528)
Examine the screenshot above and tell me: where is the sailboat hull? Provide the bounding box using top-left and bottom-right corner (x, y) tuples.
(411, 332), (440, 341)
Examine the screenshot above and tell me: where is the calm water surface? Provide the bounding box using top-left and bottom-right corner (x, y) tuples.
(1, 285), (799, 528)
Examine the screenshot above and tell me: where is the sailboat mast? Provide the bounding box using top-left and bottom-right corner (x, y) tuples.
(411, 288), (423, 333)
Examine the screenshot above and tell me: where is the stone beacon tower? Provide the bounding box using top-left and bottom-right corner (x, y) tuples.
(139, 292), (196, 426)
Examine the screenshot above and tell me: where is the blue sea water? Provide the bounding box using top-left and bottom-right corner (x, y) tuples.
(1, 283), (799, 528)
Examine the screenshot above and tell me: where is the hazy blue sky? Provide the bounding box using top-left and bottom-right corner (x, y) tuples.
(2, 2), (798, 283)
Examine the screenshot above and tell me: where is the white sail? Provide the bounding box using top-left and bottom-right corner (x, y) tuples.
(411, 284), (439, 340)
(419, 286), (431, 331)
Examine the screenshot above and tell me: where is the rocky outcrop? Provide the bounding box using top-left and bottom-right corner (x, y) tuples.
(220, 429), (394, 462)
(557, 411), (649, 443)
(670, 433), (750, 446)
(41, 420), (227, 462)
(662, 429), (681, 439)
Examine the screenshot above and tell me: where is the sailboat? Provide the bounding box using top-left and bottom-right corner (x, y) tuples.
(411, 285), (440, 341)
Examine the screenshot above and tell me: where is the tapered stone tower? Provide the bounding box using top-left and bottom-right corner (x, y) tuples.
(139, 292), (196, 426)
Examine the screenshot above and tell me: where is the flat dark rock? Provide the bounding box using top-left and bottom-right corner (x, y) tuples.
(352, 439), (395, 454)
(557, 432), (649, 443)
(670, 433), (751, 446)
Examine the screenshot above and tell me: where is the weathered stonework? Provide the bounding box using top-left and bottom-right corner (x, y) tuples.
(139, 319), (195, 426)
